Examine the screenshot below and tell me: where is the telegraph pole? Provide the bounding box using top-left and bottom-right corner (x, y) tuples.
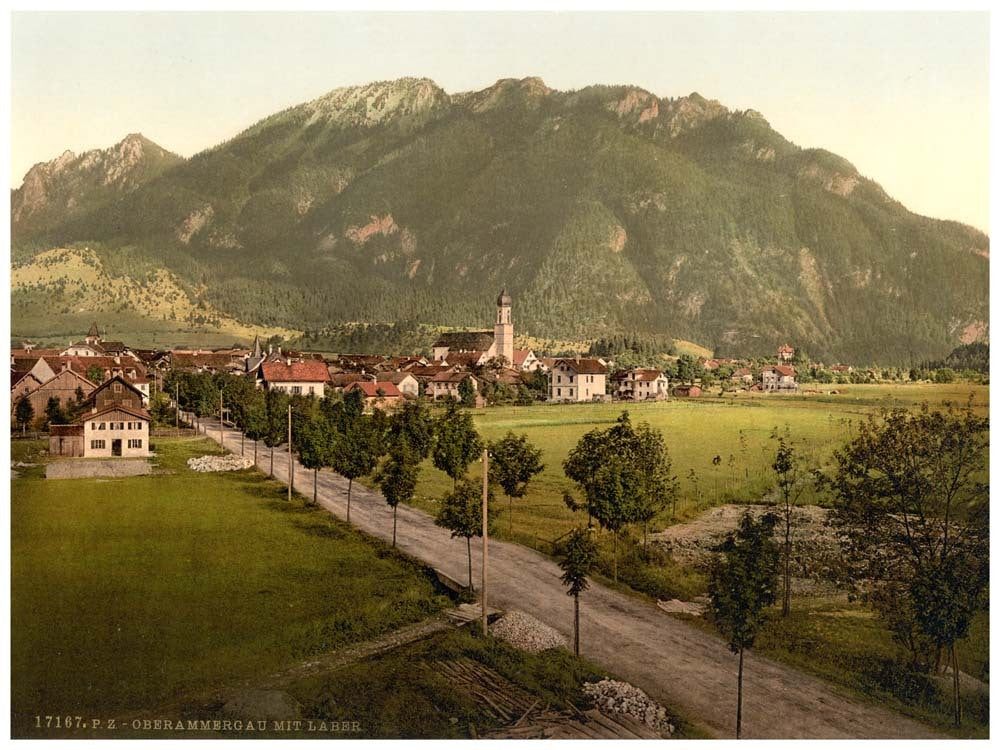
(287, 403), (293, 502)
(219, 391), (224, 447)
(175, 383), (179, 437)
(481, 448), (489, 636)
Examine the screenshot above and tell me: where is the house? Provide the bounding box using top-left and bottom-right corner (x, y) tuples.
(548, 358), (608, 403)
(673, 384), (702, 398)
(428, 371), (479, 401)
(731, 367), (754, 386)
(611, 369), (669, 401)
(49, 376), (151, 458)
(13, 365), (98, 428)
(259, 360), (329, 397)
(432, 289), (515, 365)
(327, 372), (370, 391)
(512, 349), (541, 372)
(830, 364), (853, 374)
(777, 345), (795, 363)
(344, 380), (403, 410)
(442, 350), (488, 368)
(374, 371), (422, 398)
(762, 365), (798, 391)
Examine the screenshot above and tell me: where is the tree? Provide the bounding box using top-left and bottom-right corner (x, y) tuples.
(375, 443), (420, 547)
(15, 397), (34, 435)
(458, 376), (477, 407)
(488, 432), (544, 535)
(432, 403), (483, 487)
(708, 512), (780, 739)
(242, 390), (268, 464)
(262, 389), (289, 478)
(435, 478), (493, 590)
(771, 436), (804, 617)
(823, 401), (989, 727)
(297, 413), (331, 505)
(44, 397), (65, 429)
(330, 412), (384, 523)
(558, 527), (599, 656)
(387, 399), (435, 459)
(86, 364), (105, 385)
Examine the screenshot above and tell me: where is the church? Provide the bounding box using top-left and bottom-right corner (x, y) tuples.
(431, 289), (515, 365)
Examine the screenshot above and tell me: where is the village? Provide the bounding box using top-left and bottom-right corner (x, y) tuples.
(11, 290), (872, 456)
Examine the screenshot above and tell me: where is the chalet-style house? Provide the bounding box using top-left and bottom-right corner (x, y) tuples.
(432, 290), (515, 366)
(374, 371), (421, 397)
(777, 345), (795, 363)
(611, 368), (669, 401)
(12, 364), (98, 428)
(548, 358), (609, 403)
(731, 367), (754, 386)
(49, 376), (151, 458)
(344, 380), (403, 410)
(259, 360), (329, 397)
(512, 349), (541, 371)
(428, 371), (479, 401)
(762, 365), (798, 391)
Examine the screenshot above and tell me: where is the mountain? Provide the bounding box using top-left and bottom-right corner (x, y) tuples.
(12, 133), (183, 247)
(11, 78), (989, 363)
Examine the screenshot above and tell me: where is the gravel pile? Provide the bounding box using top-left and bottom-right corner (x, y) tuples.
(583, 679), (674, 736)
(489, 610), (568, 653)
(187, 454), (255, 472)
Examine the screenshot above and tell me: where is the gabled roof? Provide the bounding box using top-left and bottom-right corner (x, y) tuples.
(260, 360), (330, 383)
(444, 351), (485, 367)
(87, 374), (144, 403)
(553, 358), (608, 375)
(512, 349), (533, 366)
(81, 402), (151, 422)
(764, 365), (797, 377)
(88, 321), (100, 337)
(344, 381), (402, 398)
(430, 371), (477, 384)
(374, 371), (419, 385)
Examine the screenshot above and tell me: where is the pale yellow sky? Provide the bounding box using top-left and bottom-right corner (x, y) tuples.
(11, 11), (990, 232)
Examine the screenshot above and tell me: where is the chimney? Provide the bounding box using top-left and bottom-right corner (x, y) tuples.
(371, 374), (378, 384)
(286, 357), (291, 366)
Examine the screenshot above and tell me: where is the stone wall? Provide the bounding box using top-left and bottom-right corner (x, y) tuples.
(45, 458), (153, 480)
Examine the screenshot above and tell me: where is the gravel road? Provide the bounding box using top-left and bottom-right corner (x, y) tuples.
(199, 420), (941, 739)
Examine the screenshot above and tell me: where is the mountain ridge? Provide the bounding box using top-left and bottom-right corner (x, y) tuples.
(11, 76), (989, 363)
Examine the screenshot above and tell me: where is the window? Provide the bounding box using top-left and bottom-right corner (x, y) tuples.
(128, 439), (143, 449)
(98, 422), (106, 430)
(90, 440), (105, 450)
(557, 375), (562, 384)
(91, 423), (96, 430)
(557, 388), (562, 396)
(291, 386), (302, 395)
(569, 388), (574, 397)
(308, 386), (315, 395)
(113, 383), (122, 393)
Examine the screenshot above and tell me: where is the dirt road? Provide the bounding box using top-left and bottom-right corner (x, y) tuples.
(200, 421), (940, 739)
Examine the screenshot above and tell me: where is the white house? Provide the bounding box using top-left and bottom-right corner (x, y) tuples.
(611, 368), (669, 400)
(375, 371), (421, 398)
(428, 371), (479, 401)
(82, 404), (151, 457)
(762, 365), (798, 391)
(259, 360), (329, 397)
(548, 358), (608, 403)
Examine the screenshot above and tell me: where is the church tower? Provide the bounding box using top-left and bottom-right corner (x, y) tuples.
(494, 288), (514, 365)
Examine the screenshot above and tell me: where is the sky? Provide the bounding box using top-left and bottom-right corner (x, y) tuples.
(9, 11), (991, 231)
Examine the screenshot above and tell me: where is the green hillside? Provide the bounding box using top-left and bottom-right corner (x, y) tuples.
(12, 77), (988, 363)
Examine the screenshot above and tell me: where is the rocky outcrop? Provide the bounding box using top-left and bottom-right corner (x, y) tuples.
(304, 77), (450, 127)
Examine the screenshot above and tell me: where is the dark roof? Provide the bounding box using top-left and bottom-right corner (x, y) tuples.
(497, 288), (511, 306)
(81, 403), (151, 422)
(88, 321), (100, 337)
(87, 375), (145, 403)
(432, 331), (494, 351)
(444, 351), (485, 367)
(374, 371), (418, 384)
(553, 358), (608, 375)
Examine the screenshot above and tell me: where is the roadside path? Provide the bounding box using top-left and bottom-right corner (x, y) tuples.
(196, 419), (941, 739)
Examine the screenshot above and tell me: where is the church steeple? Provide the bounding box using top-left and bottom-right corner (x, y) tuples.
(494, 288), (514, 364)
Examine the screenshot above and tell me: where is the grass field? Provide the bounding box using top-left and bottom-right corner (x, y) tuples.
(10, 437), (454, 734)
(396, 383), (989, 552)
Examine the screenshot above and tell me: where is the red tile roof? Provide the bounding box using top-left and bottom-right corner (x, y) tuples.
(344, 381), (402, 398)
(261, 361), (330, 383)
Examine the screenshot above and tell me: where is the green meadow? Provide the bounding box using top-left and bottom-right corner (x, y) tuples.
(401, 383), (989, 551)
(10, 437), (453, 735)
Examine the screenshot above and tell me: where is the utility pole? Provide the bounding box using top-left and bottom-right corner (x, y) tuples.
(175, 383), (179, 437)
(219, 391), (224, 447)
(287, 403), (293, 502)
(481, 448), (489, 637)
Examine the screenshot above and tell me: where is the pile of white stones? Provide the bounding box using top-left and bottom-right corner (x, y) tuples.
(583, 679), (675, 736)
(187, 454), (255, 472)
(489, 610), (568, 653)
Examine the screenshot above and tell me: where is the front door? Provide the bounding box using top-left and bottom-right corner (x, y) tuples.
(112, 439), (122, 457)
